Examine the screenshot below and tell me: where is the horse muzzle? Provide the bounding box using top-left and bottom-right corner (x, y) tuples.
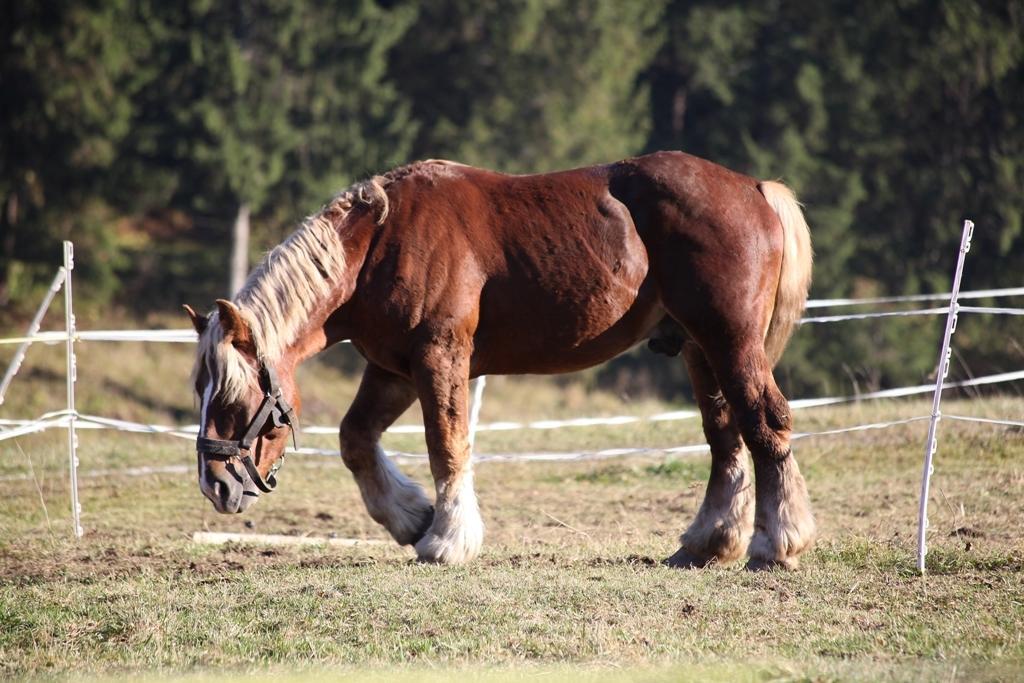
(198, 454), (261, 513)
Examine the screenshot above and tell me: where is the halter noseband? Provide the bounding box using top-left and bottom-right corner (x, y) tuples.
(196, 363), (298, 493)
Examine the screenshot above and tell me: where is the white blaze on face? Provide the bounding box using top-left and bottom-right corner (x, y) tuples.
(198, 380), (215, 494)
(199, 380), (214, 430)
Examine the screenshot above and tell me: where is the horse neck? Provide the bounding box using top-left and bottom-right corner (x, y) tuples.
(277, 211), (377, 368)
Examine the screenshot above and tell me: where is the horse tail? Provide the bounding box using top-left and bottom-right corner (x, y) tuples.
(758, 180), (813, 367)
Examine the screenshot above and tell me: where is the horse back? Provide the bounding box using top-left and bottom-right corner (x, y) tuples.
(346, 153), (783, 376)
(351, 161), (659, 374)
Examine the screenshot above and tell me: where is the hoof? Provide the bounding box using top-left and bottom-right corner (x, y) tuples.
(663, 546), (717, 569)
(412, 491), (483, 565)
(414, 527), (483, 565)
(745, 556), (799, 572)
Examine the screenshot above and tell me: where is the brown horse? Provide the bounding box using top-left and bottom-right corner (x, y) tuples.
(186, 151), (814, 569)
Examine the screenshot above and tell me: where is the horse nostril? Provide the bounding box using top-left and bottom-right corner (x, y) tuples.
(213, 480), (230, 508)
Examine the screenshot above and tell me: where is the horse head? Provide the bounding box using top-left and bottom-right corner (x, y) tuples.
(186, 300), (300, 514)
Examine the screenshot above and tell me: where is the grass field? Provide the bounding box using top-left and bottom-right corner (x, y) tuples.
(1, 335), (1023, 681)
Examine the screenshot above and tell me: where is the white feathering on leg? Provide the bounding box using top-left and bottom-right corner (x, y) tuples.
(354, 446), (433, 545)
(415, 470), (484, 565)
(747, 455), (816, 569)
(679, 445), (755, 564)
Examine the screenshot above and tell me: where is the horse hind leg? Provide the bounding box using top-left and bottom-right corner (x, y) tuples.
(339, 364), (434, 546)
(709, 341), (816, 570)
(665, 341), (754, 568)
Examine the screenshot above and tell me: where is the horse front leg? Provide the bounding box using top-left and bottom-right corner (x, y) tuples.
(340, 364), (434, 546)
(411, 338), (484, 564)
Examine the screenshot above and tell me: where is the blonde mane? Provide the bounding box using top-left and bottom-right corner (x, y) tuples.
(193, 176), (390, 403)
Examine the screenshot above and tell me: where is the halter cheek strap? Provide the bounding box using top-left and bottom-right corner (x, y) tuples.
(196, 364), (298, 493)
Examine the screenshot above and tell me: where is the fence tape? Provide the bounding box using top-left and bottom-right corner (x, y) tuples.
(788, 369), (1024, 409)
(800, 307), (949, 324)
(792, 415), (931, 439)
(957, 306), (1024, 316)
(801, 304), (1024, 324)
(3, 369), (1024, 441)
(0, 413), (970, 481)
(804, 286), (1024, 309)
(1, 408), (1018, 482)
(3, 286), (1024, 466)
(944, 414), (1024, 429)
(1, 329), (353, 345)
(0, 417), (70, 444)
(3, 286), (1024, 347)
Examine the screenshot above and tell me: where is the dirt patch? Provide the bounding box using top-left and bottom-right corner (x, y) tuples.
(0, 534), (393, 585)
(950, 526), (986, 538)
(493, 553), (571, 568)
(588, 554), (660, 568)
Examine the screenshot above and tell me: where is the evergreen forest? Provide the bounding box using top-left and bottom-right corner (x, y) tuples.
(3, 0), (1023, 399)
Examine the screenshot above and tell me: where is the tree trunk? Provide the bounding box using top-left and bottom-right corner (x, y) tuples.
(671, 86), (687, 140)
(229, 201), (250, 297)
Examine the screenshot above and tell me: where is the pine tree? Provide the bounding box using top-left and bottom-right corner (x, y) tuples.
(391, 0), (666, 172)
(641, 0), (1024, 398)
(123, 0), (417, 299)
(0, 0), (143, 310)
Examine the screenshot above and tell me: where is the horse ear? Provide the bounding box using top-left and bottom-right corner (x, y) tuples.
(182, 304), (207, 335)
(215, 299), (254, 352)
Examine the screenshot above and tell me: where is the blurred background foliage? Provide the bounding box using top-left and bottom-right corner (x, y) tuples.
(2, 0), (1023, 401)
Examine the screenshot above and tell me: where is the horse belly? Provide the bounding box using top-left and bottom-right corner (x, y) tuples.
(475, 197), (661, 374)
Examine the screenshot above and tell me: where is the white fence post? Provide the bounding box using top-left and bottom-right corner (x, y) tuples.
(468, 376), (487, 451)
(0, 266), (67, 406)
(916, 220), (974, 573)
(63, 241), (83, 539)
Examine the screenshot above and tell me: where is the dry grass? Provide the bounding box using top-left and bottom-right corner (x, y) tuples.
(1, 332), (1023, 681)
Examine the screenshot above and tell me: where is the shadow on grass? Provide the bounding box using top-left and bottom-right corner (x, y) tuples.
(546, 459), (710, 485)
(23, 366), (192, 421)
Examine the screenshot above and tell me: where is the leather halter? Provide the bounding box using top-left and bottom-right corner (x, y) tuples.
(196, 363), (298, 493)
